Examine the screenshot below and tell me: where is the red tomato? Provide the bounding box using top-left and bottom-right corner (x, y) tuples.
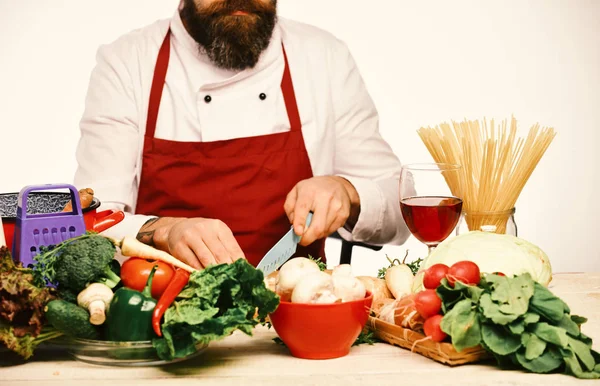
(121, 257), (175, 299)
(493, 272), (506, 277)
(447, 261), (481, 287)
(414, 289), (442, 319)
(423, 314), (448, 342)
(423, 264), (450, 289)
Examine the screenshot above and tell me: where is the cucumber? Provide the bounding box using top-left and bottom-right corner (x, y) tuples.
(45, 300), (100, 340)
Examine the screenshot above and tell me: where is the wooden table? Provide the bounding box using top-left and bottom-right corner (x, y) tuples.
(1, 273), (598, 386)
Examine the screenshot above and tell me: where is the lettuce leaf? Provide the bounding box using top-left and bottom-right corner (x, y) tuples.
(153, 259), (279, 360)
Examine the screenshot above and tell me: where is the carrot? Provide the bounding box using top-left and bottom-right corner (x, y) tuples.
(110, 236), (198, 273)
(63, 188), (95, 212)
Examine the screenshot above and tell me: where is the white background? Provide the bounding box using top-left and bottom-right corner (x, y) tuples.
(1, 0), (599, 275)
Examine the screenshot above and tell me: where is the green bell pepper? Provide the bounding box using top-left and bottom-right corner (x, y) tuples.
(105, 265), (158, 341)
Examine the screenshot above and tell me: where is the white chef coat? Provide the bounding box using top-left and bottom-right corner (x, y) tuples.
(73, 11), (412, 246)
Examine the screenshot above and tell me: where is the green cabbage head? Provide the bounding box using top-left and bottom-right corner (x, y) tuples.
(412, 231), (553, 292)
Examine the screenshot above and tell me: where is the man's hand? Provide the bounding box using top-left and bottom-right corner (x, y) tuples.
(284, 176), (360, 246)
(136, 217), (245, 269)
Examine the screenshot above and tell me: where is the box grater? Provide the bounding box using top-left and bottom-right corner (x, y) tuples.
(12, 184), (86, 268)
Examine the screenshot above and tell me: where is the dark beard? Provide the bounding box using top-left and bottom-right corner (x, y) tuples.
(180, 0), (278, 71)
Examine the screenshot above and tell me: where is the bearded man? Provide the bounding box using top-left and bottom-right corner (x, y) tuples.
(74, 0), (412, 269)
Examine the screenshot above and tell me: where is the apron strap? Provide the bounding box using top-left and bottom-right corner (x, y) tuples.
(280, 45), (301, 132)
(146, 29), (172, 138)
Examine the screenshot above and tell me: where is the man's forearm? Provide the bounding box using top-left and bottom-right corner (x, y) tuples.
(136, 217), (184, 247)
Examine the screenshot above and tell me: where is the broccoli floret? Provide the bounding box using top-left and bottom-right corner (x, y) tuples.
(57, 288), (78, 304)
(34, 232), (120, 294)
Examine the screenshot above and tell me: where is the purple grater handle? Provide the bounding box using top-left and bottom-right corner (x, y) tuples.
(17, 184), (83, 219)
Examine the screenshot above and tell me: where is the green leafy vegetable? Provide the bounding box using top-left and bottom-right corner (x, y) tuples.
(153, 259), (279, 360)
(308, 255), (327, 272)
(352, 330), (380, 346)
(406, 258), (423, 275)
(516, 349), (563, 373)
(440, 299), (481, 352)
(0, 247), (62, 359)
(524, 334), (547, 360)
(529, 282), (569, 323)
(437, 272), (600, 379)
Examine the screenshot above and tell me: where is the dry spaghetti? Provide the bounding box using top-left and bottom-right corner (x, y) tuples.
(417, 117), (555, 233)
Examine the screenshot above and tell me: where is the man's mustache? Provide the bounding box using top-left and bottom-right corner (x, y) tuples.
(199, 0), (276, 17)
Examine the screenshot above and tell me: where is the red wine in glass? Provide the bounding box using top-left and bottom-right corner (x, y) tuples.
(400, 196), (463, 246)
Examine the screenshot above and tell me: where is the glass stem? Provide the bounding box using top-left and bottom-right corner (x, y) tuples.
(427, 245), (436, 256)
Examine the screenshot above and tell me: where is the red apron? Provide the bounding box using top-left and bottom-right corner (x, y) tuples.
(135, 30), (326, 267)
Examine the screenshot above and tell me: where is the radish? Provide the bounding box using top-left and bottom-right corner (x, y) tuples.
(447, 261), (481, 287)
(384, 254), (414, 299)
(414, 289), (442, 319)
(423, 264), (449, 289)
(423, 314), (447, 342)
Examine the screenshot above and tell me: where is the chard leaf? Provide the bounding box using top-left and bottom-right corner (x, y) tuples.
(568, 336), (596, 372)
(532, 322), (569, 348)
(480, 293), (520, 325)
(558, 314), (581, 337)
(481, 324), (521, 355)
(441, 299), (481, 352)
(489, 274), (534, 317)
(523, 312), (540, 325)
(515, 348), (563, 373)
(579, 333), (593, 346)
(436, 279), (481, 313)
(525, 334), (547, 360)
(509, 318), (525, 335)
(563, 348), (600, 379)
(529, 283), (569, 323)
(571, 315), (588, 325)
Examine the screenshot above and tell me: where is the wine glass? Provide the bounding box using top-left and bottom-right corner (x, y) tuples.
(399, 163), (463, 255)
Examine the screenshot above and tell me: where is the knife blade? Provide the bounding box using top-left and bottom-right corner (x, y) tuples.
(256, 212), (313, 276)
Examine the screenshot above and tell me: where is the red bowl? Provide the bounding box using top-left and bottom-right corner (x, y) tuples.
(268, 291), (373, 360)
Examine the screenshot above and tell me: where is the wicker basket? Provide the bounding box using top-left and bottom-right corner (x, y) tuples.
(367, 316), (490, 366)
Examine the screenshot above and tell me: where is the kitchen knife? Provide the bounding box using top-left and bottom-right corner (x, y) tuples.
(256, 212), (313, 276)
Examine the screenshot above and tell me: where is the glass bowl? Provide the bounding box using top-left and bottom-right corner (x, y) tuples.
(48, 337), (208, 367)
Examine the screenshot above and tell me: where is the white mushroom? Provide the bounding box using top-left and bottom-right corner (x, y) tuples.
(332, 275), (366, 302)
(331, 264), (353, 277)
(77, 283), (114, 325)
(276, 257), (321, 301)
(291, 271), (338, 304)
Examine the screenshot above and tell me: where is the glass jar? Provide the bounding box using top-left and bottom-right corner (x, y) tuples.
(456, 208), (517, 236)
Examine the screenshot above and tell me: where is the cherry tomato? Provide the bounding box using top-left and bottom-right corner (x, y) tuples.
(423, 314), (448, 342)
(121, 257), (175, 299)
(493, 272), (506, 277)
(447, 261), (481, 287)
(414, 289), (442, 319)
(423, 264), (450, 289)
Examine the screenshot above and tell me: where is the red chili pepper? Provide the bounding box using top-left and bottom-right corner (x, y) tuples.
(152, 269), (191, 337)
